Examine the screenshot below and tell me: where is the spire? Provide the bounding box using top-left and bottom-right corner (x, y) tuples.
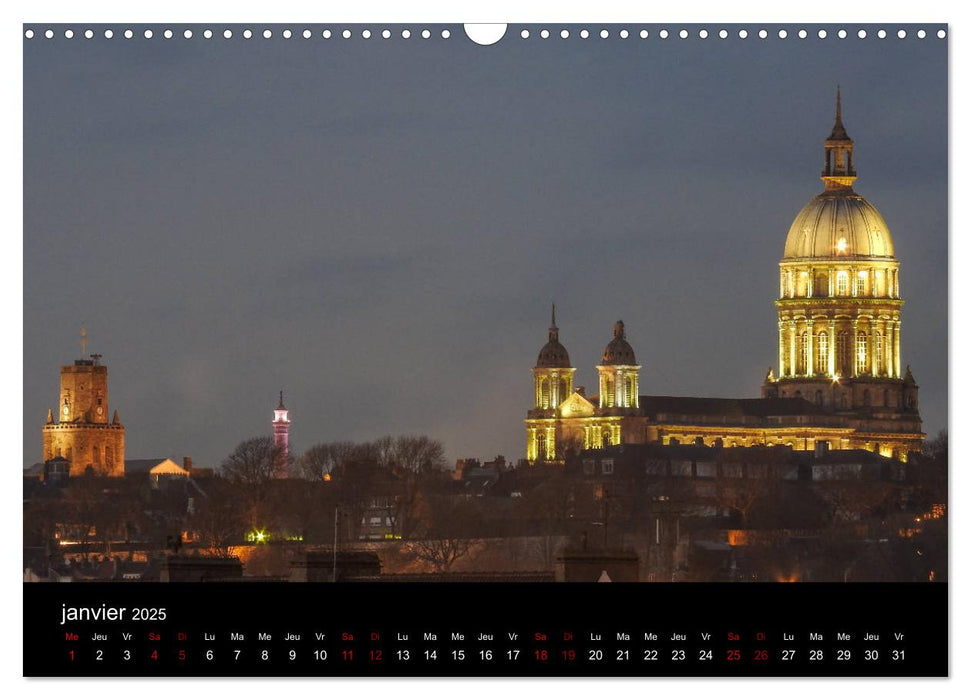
(613, 320), (625, 339)
(821, 87), (856, 190)
(79, 325), (87, 359)
(548, 303), (559, 343)
(46, 407), (54, 425)
(112, 409), (120, 425)
(829, 85), (850, 140)
(278, 390), (286, 409)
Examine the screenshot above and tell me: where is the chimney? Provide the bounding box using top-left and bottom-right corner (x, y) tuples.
(183, 456), (193, 471)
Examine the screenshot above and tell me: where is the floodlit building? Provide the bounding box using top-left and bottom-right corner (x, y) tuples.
(41, 330), (126, 476)
(526, 92), (923, 464)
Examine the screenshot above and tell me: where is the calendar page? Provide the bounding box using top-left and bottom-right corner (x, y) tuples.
(21, 16), (948, 680)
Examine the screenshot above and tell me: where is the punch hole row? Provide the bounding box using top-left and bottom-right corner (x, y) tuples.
(518, 27), (944, 40)
(23, 27), (454, 40)
(23, 26), (947, 41)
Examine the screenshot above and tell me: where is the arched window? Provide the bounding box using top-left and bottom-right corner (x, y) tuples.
(604, 376), (615, 406)
(857, 270), (868, 296)
(836, 271), (849, 296)
(856, 331), (868, 375)
(624, 376), (635, 407)
(836, 330), (851, 376)
(798, 332), (809, 375)
(540, 378), (550, 409)
(536, 433), (547, 460)
(815, 331), (828, 374)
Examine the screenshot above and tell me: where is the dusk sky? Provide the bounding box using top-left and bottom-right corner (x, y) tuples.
(23, 24), (947, 469)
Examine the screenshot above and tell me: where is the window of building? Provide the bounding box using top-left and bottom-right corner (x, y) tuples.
(836, 270), (849, 296)
(670, 461), (692, 477)
(645, 461), (666, 476)
(798, 332), (808, 374)
(815, 331), (828, 374)
(721, 463), (742, 478)
(815, 273), (828, 297)
(602, 459), (614, 475)
(856, 331), (868, 374)
(582, 459), (595, 475)
(857, 270), (868, 296)
(836, 330), (850, 376)
(748, 464), (768, 479)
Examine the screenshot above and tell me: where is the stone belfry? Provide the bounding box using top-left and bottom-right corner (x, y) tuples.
(42, 328), (126, 477)
(764, 89), (920, 428)
(272, 391), (290, 478)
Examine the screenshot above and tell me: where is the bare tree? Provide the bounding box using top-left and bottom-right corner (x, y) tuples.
(221, 436), (285, 484)
(296, 441), (356, 481)
(715, 474), (771, 526)
(407, 537), (476, 573)
(186, 478), (247, 555)
(390, 435), (447, 474)
(405, 492), (481, 572)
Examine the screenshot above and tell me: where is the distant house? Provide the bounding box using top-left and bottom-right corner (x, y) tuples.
(124, 458), (191, 484)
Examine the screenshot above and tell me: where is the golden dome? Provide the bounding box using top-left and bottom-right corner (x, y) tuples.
(783, 190), (895, 260)
(783, 89), (896, 262)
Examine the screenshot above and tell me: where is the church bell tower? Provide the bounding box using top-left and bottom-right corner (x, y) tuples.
(42, 328), (126, 477)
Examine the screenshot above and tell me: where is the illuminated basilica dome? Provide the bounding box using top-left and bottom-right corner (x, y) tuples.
(768, 89), (917, 422)
(783, 191), (895, 260)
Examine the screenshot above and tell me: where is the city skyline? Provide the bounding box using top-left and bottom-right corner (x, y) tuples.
(23, 25), (947, 469)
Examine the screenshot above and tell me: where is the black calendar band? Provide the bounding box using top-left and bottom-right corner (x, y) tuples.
(24, 582), (947, 677)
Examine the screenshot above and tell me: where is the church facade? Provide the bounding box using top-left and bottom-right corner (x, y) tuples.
(526, 93), (923, 464)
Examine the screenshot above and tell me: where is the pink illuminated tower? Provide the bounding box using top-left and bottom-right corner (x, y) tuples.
(272, 391), (290, 478)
